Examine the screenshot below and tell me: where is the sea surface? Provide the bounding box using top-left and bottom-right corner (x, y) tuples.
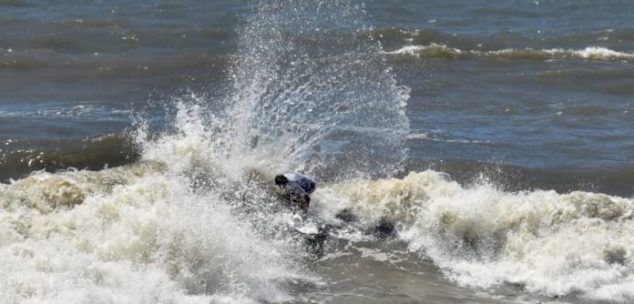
(1, 1), (633, 303)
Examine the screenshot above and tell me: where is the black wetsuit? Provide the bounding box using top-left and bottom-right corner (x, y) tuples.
(277, 173), (316, 214)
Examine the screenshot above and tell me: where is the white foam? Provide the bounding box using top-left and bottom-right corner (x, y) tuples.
(387, 44), (634, 61)
(385, 45), (429, 55)
(323, 171), (634, 302)
(385, 43), (463, 56)
(1, 0), (415, 300)
(573, 46), (634, 60)
(0, 103), (310, 303)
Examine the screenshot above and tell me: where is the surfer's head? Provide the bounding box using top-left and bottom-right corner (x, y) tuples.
(275, 174), (288, 186)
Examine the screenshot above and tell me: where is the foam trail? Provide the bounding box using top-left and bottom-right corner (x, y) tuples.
(320, 171), (634, 302)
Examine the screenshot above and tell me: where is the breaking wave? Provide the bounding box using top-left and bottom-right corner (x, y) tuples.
(322, 171), (634, 302)
(3, 0), (633, 303)
(386, 44), (634, 62)
(0, 0), (409, 303)
(0, 107), (312, 303)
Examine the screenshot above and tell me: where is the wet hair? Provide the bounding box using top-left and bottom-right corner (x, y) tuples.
(274, 174), (288, 186)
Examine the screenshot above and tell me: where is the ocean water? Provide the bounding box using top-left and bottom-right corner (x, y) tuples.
(1, 0), (633, 303)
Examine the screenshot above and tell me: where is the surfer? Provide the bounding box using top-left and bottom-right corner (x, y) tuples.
(275, 172), (332, 256)
(274, 172), (316, 215)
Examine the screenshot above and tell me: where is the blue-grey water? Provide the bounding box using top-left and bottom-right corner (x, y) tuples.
(1, 1), (633, 303)
(2, 0), (633, 192)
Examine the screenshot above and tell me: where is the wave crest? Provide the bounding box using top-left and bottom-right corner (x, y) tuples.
(386, 44), (634, 62)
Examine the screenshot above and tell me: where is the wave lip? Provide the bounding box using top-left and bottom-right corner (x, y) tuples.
(386, 44), (634, 62)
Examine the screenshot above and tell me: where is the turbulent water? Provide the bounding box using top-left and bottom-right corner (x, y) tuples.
(1, 1), (634, 303)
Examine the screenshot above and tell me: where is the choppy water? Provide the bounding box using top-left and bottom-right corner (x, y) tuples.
(1, 1), (633, 303)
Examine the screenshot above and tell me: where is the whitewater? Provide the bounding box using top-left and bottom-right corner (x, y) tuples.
(1, 1), (633, 304)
